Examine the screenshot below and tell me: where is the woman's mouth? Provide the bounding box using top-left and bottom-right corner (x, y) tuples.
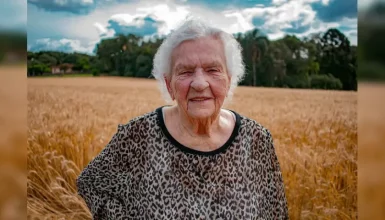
(190, 97), (212, 102)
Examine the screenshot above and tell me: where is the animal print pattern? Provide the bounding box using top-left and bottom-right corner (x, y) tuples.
(77, 106), (289, 219)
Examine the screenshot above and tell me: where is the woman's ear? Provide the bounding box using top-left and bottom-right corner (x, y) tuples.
(164, 75), (174, 100)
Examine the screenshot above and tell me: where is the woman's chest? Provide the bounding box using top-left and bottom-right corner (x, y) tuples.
(117, 150), (270, 219)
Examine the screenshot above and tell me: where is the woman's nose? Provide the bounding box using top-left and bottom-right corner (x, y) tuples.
(190, 70), (209, 91)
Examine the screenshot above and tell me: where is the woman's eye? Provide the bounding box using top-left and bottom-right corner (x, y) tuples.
(179, 71), (192, 75)
(208, 69), (218, 73)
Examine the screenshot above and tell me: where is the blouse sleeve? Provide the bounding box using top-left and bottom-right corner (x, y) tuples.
(265, 129), (289, 219)
(76, 125), (128, 219)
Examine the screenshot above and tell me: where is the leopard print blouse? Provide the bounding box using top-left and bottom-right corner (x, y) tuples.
(77, 106), (289, 219)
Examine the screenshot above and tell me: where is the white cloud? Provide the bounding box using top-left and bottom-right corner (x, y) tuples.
(53, 0), (67, 6)
(321, 0), (330, 6)
(294, 21), (339, 38)
(224, 11), (254, 33)
(345, 29), (357, 35)
(110, 14), (147, 27)
(47, 0), (94, 6)
(82, 0), (94, 4)
(28, 0), (358, 53)
(222, 0), (317, 39)
(29, 38), (96, 54)
(135, 4), (191, 35)
(94, 22), (108, 35)
(343, 29), (357, 45)
(263, 1), (316, 29)
(272, 0), (287, 5)
(340, 17), (357, 29)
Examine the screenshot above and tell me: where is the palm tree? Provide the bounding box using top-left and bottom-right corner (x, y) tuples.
(241, 29), (269, 86)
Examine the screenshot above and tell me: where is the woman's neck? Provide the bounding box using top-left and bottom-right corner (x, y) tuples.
(171, 105), (222, 138)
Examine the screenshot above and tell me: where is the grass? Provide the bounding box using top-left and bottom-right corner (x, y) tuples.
(24, 76), (359, 219)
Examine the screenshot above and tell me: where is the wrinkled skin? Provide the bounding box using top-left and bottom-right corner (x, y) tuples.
(164, 35), (234, 146)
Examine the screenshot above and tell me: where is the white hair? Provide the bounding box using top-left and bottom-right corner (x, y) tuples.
(151, 17), (245, 103)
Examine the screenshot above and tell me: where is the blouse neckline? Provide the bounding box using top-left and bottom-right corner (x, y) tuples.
(156, 106), (241, 156)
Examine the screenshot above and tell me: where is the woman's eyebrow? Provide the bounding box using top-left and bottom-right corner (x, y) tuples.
(173, 61), (222, 72)
(174, 63), (196, 72)
(203, 61), (222, 68)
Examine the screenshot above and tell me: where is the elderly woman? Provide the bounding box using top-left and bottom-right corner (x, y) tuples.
(77, 18), (289, 219)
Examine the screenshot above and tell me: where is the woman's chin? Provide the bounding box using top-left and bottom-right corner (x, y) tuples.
(184, 101), (219, 120)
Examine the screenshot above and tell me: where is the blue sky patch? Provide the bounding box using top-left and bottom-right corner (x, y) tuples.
(107, 16), (160, 36)
(311, 0), (357, 22)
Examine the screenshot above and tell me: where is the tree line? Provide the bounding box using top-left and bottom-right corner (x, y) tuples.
(27, 28), (357, 91)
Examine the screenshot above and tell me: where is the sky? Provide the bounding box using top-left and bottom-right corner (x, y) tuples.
(22, 0), (359, 54)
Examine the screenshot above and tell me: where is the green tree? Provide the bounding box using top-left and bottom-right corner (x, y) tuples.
(27, 28), (357, 89)
(74, 56), (90, 72)
(319, 28), (356, 90)
(135, 54), (152, 78)
(310, 74), (343, 90)
(240, 29), (269, 86)
(95, 38), (121, 73)
(63, 54), (78, 64)
(281, 35), (303, 59)
(38, 53), (57, 66)
(27, 59), (50, 76)
(268, 40), (291, 86)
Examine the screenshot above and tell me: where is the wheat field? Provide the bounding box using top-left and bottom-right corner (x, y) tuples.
(25, 76), (358, 219)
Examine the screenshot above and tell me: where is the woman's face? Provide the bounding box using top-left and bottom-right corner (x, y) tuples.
(165, 36), (230, 120)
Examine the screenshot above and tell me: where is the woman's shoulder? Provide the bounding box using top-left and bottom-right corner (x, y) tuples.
(233, 110), (273, 140)
(116, 108), (160, 134)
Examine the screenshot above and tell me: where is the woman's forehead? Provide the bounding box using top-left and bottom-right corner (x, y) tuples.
(171, 37), (226, 69)
(174, 36), (223, 53)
